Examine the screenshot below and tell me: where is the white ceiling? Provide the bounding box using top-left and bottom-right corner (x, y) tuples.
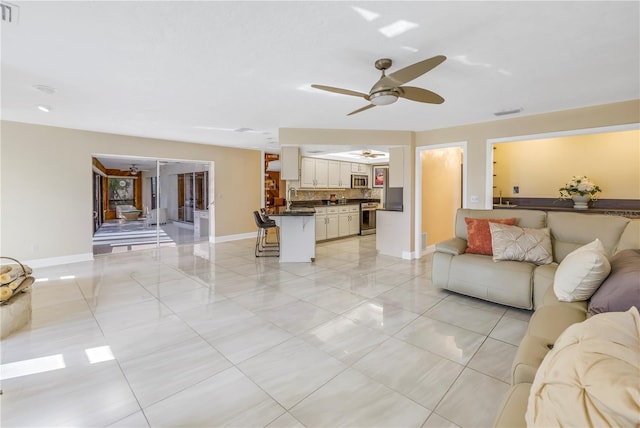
(2, 1), (639, 163)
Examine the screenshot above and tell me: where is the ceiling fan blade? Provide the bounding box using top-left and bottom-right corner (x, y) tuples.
(387, 55), (446, 85)
(398, 86), (445, 104)
(311, 84), (369, 99)
(347, 104), (376, 116)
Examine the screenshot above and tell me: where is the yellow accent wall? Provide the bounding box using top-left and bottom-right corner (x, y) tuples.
(421, 147), (462, 246)
(493, 129), (640, 198)
(415, 100), (640, 208)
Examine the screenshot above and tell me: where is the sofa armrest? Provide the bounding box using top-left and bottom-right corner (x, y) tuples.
(435, 237), (467, 256)
(493, 383), (531, 428)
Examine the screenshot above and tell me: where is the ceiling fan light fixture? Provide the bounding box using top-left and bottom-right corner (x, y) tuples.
(370, 90), (398, 106)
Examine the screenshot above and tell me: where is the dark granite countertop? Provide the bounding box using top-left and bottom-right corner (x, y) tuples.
(492, 198), (640, 218)
(290, 199), (380, 208)
(270, 207), (316, 216)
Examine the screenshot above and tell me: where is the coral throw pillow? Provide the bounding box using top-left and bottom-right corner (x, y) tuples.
(464, 217), (517, 255)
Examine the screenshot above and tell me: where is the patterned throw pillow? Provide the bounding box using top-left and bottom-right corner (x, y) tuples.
(489, 223), (553, 265)
(464, 217), (517, 255)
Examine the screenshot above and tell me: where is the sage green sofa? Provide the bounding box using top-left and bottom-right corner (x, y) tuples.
(431, 208), (638, 310)
(430, 208), (640, 427)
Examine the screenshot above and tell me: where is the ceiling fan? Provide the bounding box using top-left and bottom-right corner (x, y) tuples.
(312, 55), (446, 116)
(361, 150), (385, 158)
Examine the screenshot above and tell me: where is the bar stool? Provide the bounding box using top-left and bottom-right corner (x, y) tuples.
(253, 211), (279, 257)
(260, 208), (276, 225)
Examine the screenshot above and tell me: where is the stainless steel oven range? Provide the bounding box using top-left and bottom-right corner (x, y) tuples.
(360, 202), (378, 235)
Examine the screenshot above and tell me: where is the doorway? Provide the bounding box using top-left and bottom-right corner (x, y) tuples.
(91, 156), (214, 255)
(415, 143), (466, 256)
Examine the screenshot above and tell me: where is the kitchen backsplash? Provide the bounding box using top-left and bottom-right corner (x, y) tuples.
(290, 188), (382, 202)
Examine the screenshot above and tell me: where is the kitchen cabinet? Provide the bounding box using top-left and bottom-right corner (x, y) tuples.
(388, 147), (404, 187)
(301, 157), (328, 188)
(328, 161), (340, 188)
(339, 162), (352, 188)
(280, 146), (299, 180)
(315, 206), (339, 241)
(328, 161), (352, 188)
(351, 163), (368, 174)
(349, 205), (360, 235)
(338, 205), (360, 237)
(315, 209), (327, 241)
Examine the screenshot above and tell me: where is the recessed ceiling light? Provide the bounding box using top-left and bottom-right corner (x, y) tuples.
(494, 107), (523, 116)
(33, 84), (57, 94)
(37, 105), (52, 112)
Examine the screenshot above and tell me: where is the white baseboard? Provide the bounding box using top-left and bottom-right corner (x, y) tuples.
(401, 250), (415, 260)
(24, 253), (94, 268)
(20, 233), (254, 267)
(213, 232), (255, 243)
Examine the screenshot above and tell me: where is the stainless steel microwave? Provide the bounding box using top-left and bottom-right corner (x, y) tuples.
(351, 174), (368, 188)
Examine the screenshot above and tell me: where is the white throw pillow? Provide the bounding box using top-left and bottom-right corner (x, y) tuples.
(553, 239), (611, 302)
(489, 223), (553, 265)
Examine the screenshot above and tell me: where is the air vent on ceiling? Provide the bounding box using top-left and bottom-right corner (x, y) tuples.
(234, 127), (253, 133)
(1, 1), (18, 24)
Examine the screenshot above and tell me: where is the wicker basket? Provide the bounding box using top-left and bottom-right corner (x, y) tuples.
(0, 256), (35, 304)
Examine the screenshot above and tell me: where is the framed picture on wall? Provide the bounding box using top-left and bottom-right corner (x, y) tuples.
(373, 166), (387, 188)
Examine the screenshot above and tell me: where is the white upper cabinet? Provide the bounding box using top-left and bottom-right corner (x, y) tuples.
(301, 157), (328, 188)
(328, 161), (341, 188)
(315, 159), (328, 187)
(300, 157), (316, 187)
(280, 146), (299, 180)
(339, 162), (352, 188)
(351, 163), (368, 174)
(329, 161), (352, 189)
(301, 157), (370, 189)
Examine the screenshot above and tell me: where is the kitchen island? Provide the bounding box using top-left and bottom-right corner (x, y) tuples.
(270, 208), (316, 262)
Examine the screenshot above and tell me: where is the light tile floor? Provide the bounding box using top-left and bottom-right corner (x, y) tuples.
(0, 235), (532, 427)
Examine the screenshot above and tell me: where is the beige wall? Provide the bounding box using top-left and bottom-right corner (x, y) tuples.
(3, 100), (637, 264)
(415, 100), (640, 209)
(0, 121), (261, 264)
(421, 147), (462, 246)
(283, 100), (639, 257)
(493, 129), (640, 198)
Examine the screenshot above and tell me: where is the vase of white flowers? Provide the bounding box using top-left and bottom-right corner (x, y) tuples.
(559, 176), (601, 209)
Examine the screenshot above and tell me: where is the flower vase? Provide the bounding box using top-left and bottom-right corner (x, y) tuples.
(571, 194), (590, 210)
